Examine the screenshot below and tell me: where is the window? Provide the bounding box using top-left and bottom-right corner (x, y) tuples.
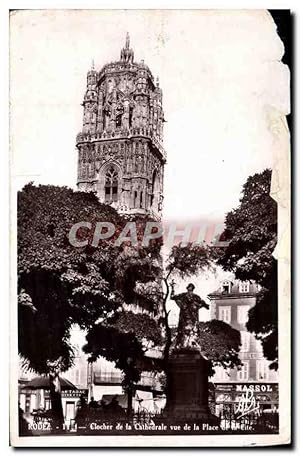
(65, 402), (76, 420)
(256, 360), (269, 380)
(151, 170), (157, 207)
(255, 338), (263, 353)
(221, 281), (231, 294)
(104, 167), (118, 203)
(116, 113), (122, 128)
(237, 361), (249, 381)
(239, 281), (250, 293)
(218, 306), (231, 324)
(129, 106), (133, 127)
(45, 400), (51, 411)
(240, 331), (250, 352)
(73, 344), (80, 358)
(19, 393), (26, 412)
(237, 305), (250, 325)
(75, 369), (81, 385)
(214, 367), (229, 381)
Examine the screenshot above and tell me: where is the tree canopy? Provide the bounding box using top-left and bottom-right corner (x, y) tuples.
(217, 169), (278, 368)
(199, 320), (241, 375)
(18, 183), (163, 378)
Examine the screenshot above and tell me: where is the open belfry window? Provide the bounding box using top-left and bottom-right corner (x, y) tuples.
(151, 170), (157, 207)
(104, 166), (118, 202)
(116, 113), (122, 128)
(129, 106), (133, 127)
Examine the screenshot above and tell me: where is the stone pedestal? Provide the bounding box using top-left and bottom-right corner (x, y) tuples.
(163, 349), (218, 424)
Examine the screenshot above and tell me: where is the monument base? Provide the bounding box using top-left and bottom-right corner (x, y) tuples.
(163, 349), (219, 425)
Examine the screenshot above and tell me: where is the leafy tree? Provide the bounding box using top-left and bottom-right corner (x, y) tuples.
(83, 315), (164, 415)
(81, 216), (165, 414)
(18, 183), (163, 417)
(216, 169), (278, 368)
(198, 320), (241, 376)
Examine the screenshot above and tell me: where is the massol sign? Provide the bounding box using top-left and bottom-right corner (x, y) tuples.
(235, 384), (277, 393)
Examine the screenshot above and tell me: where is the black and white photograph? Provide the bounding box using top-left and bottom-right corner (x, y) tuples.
(9, 9), (291, 447)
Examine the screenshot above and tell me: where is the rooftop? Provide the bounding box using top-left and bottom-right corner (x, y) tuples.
(208, 279), (259, 299)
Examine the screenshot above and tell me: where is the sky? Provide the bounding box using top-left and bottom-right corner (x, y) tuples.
(10, 10), (289, 320)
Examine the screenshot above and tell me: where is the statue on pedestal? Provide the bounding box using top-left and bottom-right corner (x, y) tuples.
(162, 282), (219, 425)
(170, 282), (209, 351)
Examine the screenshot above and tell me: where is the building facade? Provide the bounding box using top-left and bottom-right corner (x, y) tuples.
(76, 33), (166, 220)
(66, 349), (165, 413)
(208, 279), (278, 416)
(19, 364), (88, 428)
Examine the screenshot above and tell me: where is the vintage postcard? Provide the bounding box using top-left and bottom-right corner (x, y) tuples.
(9, 9), (291, 446)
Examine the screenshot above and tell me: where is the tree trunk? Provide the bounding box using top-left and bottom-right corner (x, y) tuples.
(126, 384), (133, 417)
(162, 275), (172, 401)
(162, 276), (172, 363)
(49, 373), (64, 431)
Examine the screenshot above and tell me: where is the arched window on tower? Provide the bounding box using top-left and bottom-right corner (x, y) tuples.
(116, 113), (122, 128)
(104, 166), (118, 203)
(129, 106), (133, 128)
(151, 170), (157, 207)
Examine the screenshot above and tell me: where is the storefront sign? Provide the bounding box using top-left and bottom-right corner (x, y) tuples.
(215, 383), (277, 393)
(235, 384), (277, 393)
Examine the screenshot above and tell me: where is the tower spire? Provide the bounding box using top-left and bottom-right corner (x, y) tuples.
(120, 32), (134, 63)
(125, 32), (130, 49)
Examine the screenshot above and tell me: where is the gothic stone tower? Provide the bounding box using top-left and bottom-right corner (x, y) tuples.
(76, 34), (166, 220)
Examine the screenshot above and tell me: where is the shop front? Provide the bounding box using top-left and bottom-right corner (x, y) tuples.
(19, 384), (88, 429)
(214, 383), (279, 417)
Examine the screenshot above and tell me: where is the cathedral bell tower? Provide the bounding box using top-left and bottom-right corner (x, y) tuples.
(76, 33), (166, 220)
